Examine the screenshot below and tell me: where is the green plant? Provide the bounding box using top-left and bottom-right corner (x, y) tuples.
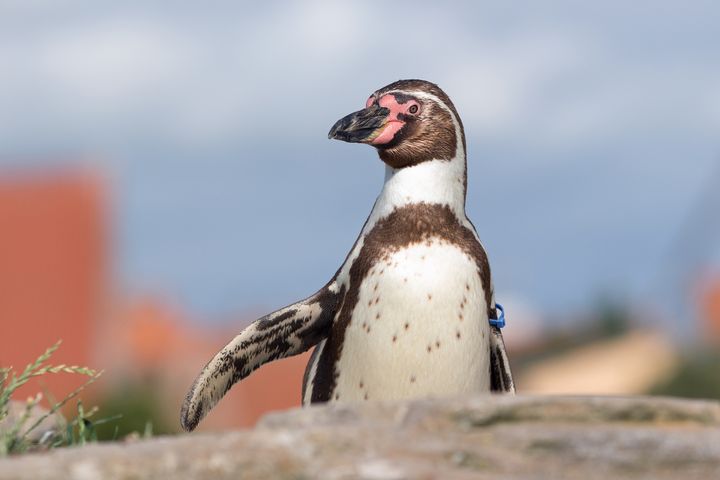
(0, 341), (103, 455)
(57, 400), (122, 448)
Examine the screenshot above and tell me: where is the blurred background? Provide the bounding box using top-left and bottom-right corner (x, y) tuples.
(1, 0), (719, 437)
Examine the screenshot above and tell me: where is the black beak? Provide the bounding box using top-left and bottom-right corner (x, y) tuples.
(328, 104), (390, 143)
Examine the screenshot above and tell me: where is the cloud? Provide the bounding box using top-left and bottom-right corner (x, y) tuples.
(1, 2), (718, 154)
(441, 30), (587, 136)
(38, 19), (190, 105)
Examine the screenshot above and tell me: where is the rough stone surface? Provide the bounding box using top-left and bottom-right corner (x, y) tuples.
(0, 395), (719, 479)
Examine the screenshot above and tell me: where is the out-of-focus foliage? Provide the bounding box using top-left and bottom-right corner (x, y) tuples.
(650, 351), (720, 401)
(93, 380), (176, 441)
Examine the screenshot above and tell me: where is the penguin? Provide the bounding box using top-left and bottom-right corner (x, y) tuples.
(180, 79), (514, 432)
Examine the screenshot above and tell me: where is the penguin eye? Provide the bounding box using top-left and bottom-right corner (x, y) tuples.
(408, 104), (419, 114)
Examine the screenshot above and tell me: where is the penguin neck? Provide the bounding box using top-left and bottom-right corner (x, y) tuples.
(336, 150), (470, 290)
(369, 152), (468, 226)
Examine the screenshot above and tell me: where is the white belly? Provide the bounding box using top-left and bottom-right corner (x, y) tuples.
(333, 240), (491, 402)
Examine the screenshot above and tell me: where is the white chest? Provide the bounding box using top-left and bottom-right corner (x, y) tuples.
(332, 239), (491, 402)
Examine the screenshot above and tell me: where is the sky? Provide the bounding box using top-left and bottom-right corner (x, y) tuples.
(1, 1), (719, 326)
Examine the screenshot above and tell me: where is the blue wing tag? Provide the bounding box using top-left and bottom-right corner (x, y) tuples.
(489, 303), (506, 329)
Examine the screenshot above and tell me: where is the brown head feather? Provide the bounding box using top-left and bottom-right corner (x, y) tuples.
(371, 79), (466, 169)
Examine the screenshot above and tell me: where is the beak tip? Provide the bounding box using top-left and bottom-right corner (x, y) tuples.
(328, 121), (342, 141)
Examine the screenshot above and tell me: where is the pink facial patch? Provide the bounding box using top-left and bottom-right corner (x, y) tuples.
(371, 121), (404, 144)
(370, 94), (421, 145)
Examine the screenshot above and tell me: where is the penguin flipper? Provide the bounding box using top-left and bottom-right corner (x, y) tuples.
(180, 282), (341, 431)
(489, 326), (515, 393)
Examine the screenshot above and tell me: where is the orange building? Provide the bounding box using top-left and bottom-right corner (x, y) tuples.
(0, 170), (106, 400)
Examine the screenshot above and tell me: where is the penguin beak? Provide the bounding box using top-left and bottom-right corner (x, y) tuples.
(328, 104), (390, 144)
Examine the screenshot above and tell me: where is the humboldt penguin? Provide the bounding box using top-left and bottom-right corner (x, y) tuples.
(180, 79), (514, 432)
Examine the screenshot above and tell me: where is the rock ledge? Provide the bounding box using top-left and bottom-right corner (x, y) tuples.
(1, 395), (719, 479)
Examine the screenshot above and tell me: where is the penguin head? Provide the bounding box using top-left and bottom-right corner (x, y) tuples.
(329, 79), (465, 169)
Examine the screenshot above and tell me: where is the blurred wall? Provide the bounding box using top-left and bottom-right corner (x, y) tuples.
(0, 171), (106, 400)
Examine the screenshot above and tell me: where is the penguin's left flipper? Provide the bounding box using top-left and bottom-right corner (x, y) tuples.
(489, 326), (515, 393)
(180, 281), (342, 431)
